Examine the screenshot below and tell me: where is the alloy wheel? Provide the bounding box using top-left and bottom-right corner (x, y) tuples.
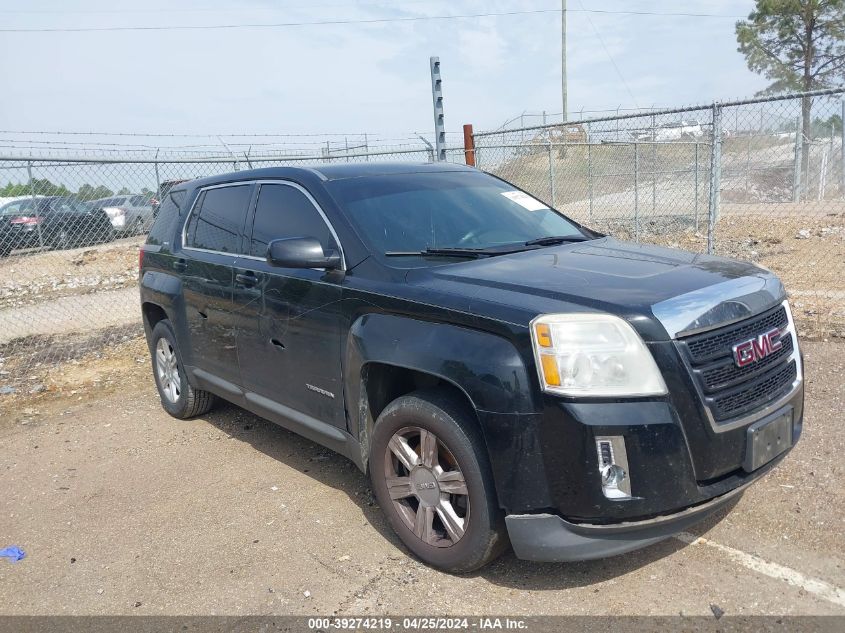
(155, 338), (181, 403)
(383, 426), (470, 547)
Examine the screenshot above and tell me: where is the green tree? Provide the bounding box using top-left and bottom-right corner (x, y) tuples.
(76, 184), (114, 201)
(0, 183), (28, 197)
(736, 1), (845, 177)
(812, 112), (843, 134)
(117, 186), (131, 195)
(1, 179), (70, 198)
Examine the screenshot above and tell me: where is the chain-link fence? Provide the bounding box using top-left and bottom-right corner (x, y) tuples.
(473, 88), (845, 342)
(2, 89), (844, 384)
(0, 144), (464, 380)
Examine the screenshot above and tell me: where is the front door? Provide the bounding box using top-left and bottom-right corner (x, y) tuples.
(233, 182), (345, 428)
(181, 183), (254, 387)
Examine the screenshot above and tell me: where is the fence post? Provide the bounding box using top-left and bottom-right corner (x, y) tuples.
(694, 143), (699, 231)
(26, 160), (45, 249)
(548, 139), (556, 207)
(587, 141), (593, 223)
(463, 124), (476, 167)
(651, 114), (657, 214)
(364, 133), (369, 162)
(707, 102), (723, 255)
(818, 146), (829, 201)
(633, 143), (639, 243)
(792, 115), (803, 202)
(154, 149), (161, 201)
(841, 100), (844, 198)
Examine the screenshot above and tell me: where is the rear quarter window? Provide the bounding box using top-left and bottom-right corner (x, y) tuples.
(146, 190), (186, 249)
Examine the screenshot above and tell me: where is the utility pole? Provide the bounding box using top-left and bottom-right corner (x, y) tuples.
(429, 56), (446, 161)
(561, 0), (568, 122)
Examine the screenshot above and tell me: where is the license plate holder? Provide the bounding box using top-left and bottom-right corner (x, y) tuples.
(743, 408), (793, 472)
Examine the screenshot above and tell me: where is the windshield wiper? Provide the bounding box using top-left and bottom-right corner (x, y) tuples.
(385, 247), (491, 259)
(524, 235), (591, 247)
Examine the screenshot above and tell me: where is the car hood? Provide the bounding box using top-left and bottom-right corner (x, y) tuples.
(405, 237), (785, 340)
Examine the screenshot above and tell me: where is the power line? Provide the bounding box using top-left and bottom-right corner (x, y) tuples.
(577, 0), (640, 111)
(0, 0), (461, 14)
(0, 8), (747, 33)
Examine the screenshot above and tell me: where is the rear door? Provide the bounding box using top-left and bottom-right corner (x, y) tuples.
(233, 182), (345, 428)
(181, 183), (255, 389)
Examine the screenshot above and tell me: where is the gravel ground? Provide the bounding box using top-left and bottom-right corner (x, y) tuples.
(0, 340), (842, 617)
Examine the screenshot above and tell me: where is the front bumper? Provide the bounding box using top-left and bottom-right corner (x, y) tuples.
(506, 482), (747, 562)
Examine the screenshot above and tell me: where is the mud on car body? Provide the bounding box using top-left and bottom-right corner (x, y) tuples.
(139, 163), (802, 572)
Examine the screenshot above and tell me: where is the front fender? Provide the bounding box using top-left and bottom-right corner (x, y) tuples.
(346, 313), (535, 420)
(345, 313), (548, 510)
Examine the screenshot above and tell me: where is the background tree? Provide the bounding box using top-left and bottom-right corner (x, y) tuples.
(76, 184), (114, 201)
(736, 0), (845, 179)
(1, 178), (71, 197)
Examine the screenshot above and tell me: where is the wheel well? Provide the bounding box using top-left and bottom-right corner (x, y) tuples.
(362, 363), (479, 430)
(141, 302), (168, 332)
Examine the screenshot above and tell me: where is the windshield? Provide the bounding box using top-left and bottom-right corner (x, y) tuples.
(326, 171), (585, 256)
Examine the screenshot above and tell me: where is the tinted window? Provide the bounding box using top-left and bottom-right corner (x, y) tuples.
(249, 184), (333, 258)
(130, 195), (148, 207)
(147, 190), (184, 247)
(327, 171), (583, 255)
(187, 185), (252, 254)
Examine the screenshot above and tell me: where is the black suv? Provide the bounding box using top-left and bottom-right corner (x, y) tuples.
(139, 163), (803, 572)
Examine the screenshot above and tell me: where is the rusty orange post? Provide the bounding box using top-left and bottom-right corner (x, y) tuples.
(463, 124), (476, 167)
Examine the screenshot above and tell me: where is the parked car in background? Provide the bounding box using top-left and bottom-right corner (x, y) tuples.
(90, 194), (154, 235)
(151, 180), (188, 218)
(0, 196), (114, 256)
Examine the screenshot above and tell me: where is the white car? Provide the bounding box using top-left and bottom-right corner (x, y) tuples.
(90, 195), (154, 235)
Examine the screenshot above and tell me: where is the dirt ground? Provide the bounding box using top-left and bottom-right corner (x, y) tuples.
(0, 339), (843, 616)
(0, 236), (142, 311)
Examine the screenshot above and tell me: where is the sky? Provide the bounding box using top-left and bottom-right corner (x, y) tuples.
(0, 0), (769, 150)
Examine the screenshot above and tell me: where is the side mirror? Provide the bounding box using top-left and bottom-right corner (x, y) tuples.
(266, 237), (341, 270)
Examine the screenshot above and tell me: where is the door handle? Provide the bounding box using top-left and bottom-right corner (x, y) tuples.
(235, 271), (258, 286)
(173, 258), (187, 271)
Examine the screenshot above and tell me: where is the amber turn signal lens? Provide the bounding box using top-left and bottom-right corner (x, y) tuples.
(535, 323), (553, 348)
(540, 354), (561, 386)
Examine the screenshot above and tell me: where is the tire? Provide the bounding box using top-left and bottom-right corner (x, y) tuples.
(150, 319), (215, 419)
(369, 389), (507, 573)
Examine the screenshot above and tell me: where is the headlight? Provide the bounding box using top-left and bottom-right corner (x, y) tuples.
(530, 313), (667, 397)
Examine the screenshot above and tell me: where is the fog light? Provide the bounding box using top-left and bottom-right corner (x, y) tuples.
(595, 436), (632, 499)
(601, 464), (626, 487)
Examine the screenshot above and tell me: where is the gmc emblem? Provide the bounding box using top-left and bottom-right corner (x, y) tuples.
(732, 328), (783, 368)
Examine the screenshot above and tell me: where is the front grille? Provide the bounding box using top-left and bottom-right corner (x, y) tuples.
(678, 304), (797, 423)
(700, 334), (793, 392)
(709, 360), (797, 420)
(685, 305), (788, 363)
